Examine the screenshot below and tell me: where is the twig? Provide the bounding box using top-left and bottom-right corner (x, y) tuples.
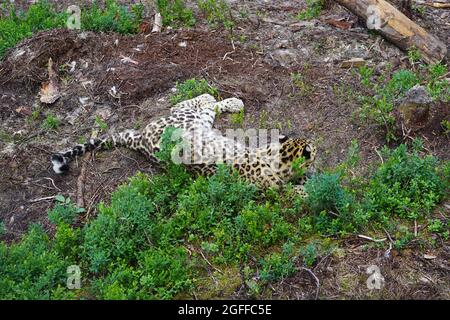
(300, 267), (320, 300)
(425, 2), (450, 9)
(382, 227), (394, 244)
(374, 148), (384, 164)
(199, 250), (224, 275)
(76, 153), (90, 208)
(29, 195), (56, 203)
(187, 244), (223, 275)
(414, 219), (418, 237)
(358, 234), (387, 242)
(43, 177), (61, 191)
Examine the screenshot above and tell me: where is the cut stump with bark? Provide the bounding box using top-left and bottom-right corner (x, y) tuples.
(334, 0), (448, 64)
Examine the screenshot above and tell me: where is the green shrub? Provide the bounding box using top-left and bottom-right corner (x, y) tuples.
(259, 243), (296, 282)
(82, 176), (155, 273)
(304, 173), (352, 215)
(48, 195), (85, 225)
(169, 78), (219, 105)
(296, 0), (325, 21)
(91, 247), (194, 299)
(0, 224), (73, 299)
(156, 0), (195, 28)
(198, 0), (234, 32)
(427, 219), (449, 240)
(365, 144), (445, 220)
(299, 241), (318, 267)
(426, 63), (450, 101)
(82, 0), (144, 34)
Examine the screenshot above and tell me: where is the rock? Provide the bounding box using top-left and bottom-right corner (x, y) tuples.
(65, 107), (83, 125)
(398, 85), (432, 126)
(270, 49), (298, 68)
(95, 106), (112, 120)
(275, 40), (290, 49)
(402, 85), (433, 105)
(1, 143), (15, 156)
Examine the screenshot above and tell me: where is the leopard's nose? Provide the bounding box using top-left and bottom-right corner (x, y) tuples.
(306, 165), (316, 178)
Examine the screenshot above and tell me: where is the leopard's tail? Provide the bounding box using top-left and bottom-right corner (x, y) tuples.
(51, 130), (141, 174)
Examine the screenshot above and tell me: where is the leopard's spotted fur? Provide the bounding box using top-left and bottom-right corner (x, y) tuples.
(51, 94), (316, 192)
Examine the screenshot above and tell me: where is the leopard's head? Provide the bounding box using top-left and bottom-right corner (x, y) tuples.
(277, 136), (317, 180)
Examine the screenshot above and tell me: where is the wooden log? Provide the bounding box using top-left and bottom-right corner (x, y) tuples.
(333, 0), (448, 64)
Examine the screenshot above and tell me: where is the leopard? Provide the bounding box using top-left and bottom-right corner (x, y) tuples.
(51, 94), (316, 194)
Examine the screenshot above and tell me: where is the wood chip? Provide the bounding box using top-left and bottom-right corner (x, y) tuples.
(40, 58), (61, 104)
(324, 18), (354, 30)
(340, 58), (366, 68)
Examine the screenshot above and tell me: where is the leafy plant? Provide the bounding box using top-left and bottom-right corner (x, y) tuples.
(358, 68), (421, 141)
(299, 242), (318, 267)
(425, 63), (450, 101)
(0, 224), (75, 299)
(365, 144), (445, 220)
(156, 0), (195, 28)
(169, 78), (219, 105)
(48, 195), (85, 225)
(305, 173), (352, 216)
(407, 46), (422, 65)
(441, 120), (450, 135)
(81, 0), (144, 34)
(291, 72), (312, 97)
(230, 108), (244, 126)
(41, 114), (60, 131)
(358, 66), (374, 88)
(296, 0), (325, 21)
(427, 219), (449, 240)
(259, 245), (296, 282)
(94, 115), (108, 133)
(198, 0), (234, 32)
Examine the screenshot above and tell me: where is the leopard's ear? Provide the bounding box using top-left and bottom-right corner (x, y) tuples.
(302, 145), (312, 160)
(279, 134), (289, 143)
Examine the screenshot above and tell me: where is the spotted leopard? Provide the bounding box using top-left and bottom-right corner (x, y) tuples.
(51, 94), (316, 193)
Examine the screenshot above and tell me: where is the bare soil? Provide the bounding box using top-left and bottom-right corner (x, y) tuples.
(0, 0), (448, 299)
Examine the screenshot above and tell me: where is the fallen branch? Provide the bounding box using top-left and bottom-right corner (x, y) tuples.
(300, 267), (320, 300)
(425, 2), (450, 9)
(76, 153), (90, 209)
(29, 195), (56, 203)
(358, 234), (387, 242)
(333, 0), (448, 64)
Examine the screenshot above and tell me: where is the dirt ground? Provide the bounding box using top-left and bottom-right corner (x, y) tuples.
(0, 0), (449, 299)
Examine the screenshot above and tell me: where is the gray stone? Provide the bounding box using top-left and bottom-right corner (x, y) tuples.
(401, 85), (432, 106)
(398, 85), (432, 126)
(270, 49), (298, 68)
